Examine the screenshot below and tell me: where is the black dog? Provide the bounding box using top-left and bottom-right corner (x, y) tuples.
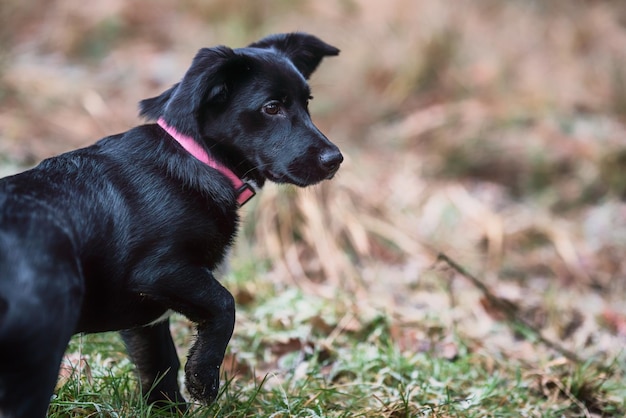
(0, 32), (341, 417)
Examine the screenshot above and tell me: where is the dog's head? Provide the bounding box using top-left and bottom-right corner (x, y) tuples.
(140, 32), (342, 187)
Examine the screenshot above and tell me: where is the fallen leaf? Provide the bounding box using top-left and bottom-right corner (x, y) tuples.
(599, 309), (626, 337)
(57, 354), (92, 389)
(270, 337), (304, 356)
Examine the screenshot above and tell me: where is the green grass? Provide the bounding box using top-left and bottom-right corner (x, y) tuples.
(52, 336), (625, 417)
(49, 268), (626, 417)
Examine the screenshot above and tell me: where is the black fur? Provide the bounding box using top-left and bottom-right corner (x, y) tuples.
(0, 32), (341, 417)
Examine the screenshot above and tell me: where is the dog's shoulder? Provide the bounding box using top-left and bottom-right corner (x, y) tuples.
(95, 124), (240, 211)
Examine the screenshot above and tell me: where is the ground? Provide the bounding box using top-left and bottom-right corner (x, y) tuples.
(1, 1), (626, 416)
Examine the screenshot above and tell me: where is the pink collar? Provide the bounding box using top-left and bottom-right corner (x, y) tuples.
(157, 118), (255, 206)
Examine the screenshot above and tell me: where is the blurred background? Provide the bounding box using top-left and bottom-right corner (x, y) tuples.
(2, 0), (626, 413)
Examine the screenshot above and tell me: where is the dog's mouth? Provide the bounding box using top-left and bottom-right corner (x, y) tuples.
(259, 147), (343, 187)
(265, 169), (305, 186)
(264, 169), (283, 183)
(265, 165), (340, 187)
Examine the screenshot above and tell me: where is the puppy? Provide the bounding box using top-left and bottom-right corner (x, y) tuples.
(0, 32), (341, 417)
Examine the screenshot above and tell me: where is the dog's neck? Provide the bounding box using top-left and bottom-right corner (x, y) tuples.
(157, 118), (256, 206)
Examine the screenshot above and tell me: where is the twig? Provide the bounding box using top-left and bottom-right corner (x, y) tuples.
(436, 252), (585, 365)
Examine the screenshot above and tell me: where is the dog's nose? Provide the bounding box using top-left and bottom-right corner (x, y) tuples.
(319, 148), (343, 174)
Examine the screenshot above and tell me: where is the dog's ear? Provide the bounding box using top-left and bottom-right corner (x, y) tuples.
(248, 32), (339, 79)
(139, 46), (241, 138)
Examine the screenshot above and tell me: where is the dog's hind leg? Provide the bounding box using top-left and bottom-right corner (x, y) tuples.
(120, 319), (187, 412)
(0, 229), (83, 418)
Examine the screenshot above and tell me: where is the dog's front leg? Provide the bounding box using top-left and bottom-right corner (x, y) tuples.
(182, 271), (235, 403)
(145, 268), (235, 404)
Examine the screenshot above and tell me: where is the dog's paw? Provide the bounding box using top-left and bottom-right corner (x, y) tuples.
(185, 364), (220, 403)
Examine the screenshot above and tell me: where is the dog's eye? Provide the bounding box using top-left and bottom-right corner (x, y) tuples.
(263, 102), (281, 116)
